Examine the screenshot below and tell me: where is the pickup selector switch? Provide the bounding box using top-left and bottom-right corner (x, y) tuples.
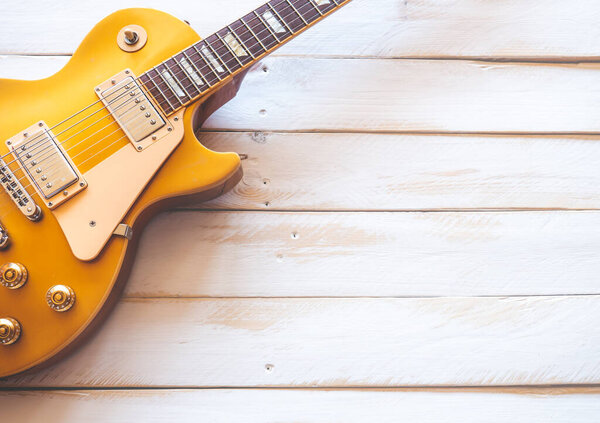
(0, 317), (21, 345)
(0, 262), (27, 289)
(46, 285), (75, 312)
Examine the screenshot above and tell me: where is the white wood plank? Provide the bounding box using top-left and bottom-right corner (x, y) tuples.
(2, 0), (600, 59)
(3, 56), (599, 133)
(3, 389), (600, 423)
(2, 296), (599, 387)
(203, 57), (600, 133)
(127, 211), (600, 297)
(0, 55), (67, 81)
(198, 132), (600, 211)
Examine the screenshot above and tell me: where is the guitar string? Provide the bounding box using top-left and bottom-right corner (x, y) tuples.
(9, 87), (164, 174)
(2, 1), (338, 195)
(1, 0), (329, 171)
(7, 5), (321, 197)
(12, 104), (181, 198)
(12, 1), (313, 182)
(3, 0), (333, 165)
(3, 0), (331, 179)
(3, 0), (332, 192)
(11, 94), (157, 192)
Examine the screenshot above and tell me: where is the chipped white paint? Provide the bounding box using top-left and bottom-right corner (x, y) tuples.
(179, 57), (204, 86)
(262, 11), (285, 34)
(224, 32), (248, 57)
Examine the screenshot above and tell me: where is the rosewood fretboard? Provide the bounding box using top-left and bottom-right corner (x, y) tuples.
(139, 0), (350, 115)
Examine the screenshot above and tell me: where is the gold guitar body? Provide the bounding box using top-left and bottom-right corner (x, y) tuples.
(0, 9), (243, 377)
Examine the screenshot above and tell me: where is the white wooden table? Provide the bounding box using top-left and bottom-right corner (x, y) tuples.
(2, 0), (600, 421)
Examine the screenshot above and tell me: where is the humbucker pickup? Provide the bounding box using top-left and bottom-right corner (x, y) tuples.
(6, 121), (87, 209)
(96, 70), (167, 151)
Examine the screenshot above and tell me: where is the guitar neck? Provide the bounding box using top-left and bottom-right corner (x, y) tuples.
(140, 0), (351, 115)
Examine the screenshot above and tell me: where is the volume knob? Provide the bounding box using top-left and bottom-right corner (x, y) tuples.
(0, 262), (27, 289)
(0, 317), (21, 345)
(46, 285), (75, 312)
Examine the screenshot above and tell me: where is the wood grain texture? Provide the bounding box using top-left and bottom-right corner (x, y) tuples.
(1, 296), (599, 387)
(198, 132), (600, 211)
(3, 389), (600, 423)
(3, 0), (599, 418)
(203, 58), (600, 133)
(2, 0), (600, 59)
(125, 211), (600, 297)
(3, 56), (600, 133)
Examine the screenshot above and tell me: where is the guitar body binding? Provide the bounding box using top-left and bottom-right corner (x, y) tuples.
(0, 8), (245, 378)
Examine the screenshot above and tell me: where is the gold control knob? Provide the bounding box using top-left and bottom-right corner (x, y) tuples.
(0, 262), (28, 289)
(0, 317), (21, 345)
(46, 285), (75, 312)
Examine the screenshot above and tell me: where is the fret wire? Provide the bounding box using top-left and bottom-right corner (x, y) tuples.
(197, 44), (224, 80)
(171, 57), (201, 97)
(274, 0), (307, 31)
(156, 64), (184, 106)
(192, 44), (223, 81)
(227, 24), (256, 59)
(323, 0), (339, 12)
(182, 50), (212, 88)
(142, 0), (347, 116)
(267, 2), (294, 34)
(148, 74), (176, 111)
(213, 35), (244, 70)
(184, 50), (212, 87)
(148, 71), (177, 110)
(215, 32), (244, 67)
(296, 0), (320, 22)
(284, 0), (308, 25)
(253, 10), (282, 43)
(167, 60), (194, 101)
(240, 18), (268, 52)
(156, 61), (185, 105)
(140, 76), (173, 114)
(188, 45), (218, 84)
(205, 40), (233, 74)
(0, 0), (349, 178)
(248, 14), (279, 48)
(307, 0), (325, 15)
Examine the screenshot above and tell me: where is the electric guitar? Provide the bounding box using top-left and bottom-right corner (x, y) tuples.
(0, 0), (351, 378)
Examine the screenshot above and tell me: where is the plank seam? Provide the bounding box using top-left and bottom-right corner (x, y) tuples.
(6, 52), (600, 65)
(180, 208), (600, 213)
(121, 294), (600, 300)
(199, 129), (600, 136)
(4, 384), (600, 392)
